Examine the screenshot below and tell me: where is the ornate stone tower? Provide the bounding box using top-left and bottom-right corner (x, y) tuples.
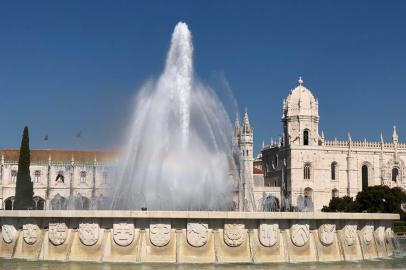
(233, 110), (256, 211)
(282, 77), (320, 146)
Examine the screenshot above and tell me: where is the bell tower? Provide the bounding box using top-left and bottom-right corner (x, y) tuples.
(282, 77), (319, 146)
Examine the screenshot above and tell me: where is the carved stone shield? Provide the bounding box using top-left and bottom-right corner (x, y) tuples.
(318, 224), (336, 246)
(291, 223), (310, 247)
(149, 223), (171, 247)
(187, 222), (208, 247)
(23, 224), (40, 245)
(375, 226), (385, 245)
(2, 225), (17, 244)
(113, 223), (134, 247)
(79, 223), (99, 246)
(224, 224), (245, 247)
(49, 223), (68, 246)
(344, 225), (357, 246)
(385, 227), (394, 243)
(363, 224), (374, 245)
(259, 223), (279, 247)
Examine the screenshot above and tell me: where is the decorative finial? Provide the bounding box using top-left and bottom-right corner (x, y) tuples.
(392, 125), (398, 144)
(298, 76), (303, 86)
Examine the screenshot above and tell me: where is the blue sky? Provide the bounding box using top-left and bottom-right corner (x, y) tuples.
(0, 1), (405, 154)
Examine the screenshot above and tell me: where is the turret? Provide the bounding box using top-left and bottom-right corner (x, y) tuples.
(282, 77), (319, 146)
(236, 109), (255, 211)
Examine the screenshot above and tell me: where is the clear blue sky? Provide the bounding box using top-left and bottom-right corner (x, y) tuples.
(0, 1), (405, 154)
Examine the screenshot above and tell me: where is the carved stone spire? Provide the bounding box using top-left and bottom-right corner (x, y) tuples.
(242, 109), (252, 134)
(234, 112), (241, 137)
(392, 126), (398, 144)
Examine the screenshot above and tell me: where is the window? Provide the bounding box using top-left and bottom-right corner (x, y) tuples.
(331, 162), (337, 180)
(392, 167), (399, 182)
(34, 170), (41, 183)
(304, 163), (311, 180)
(362, 165), (368, 191)
(272, 155), (278, 169)
(332, 188), (339, 198)
(102, 171), (108, 184)
(80, 171), (87, 183)
(303, 130), (309, 145)
(11, 170), (17, 183)
(56, 170), (65, 183)
(303, 187), (314, 210)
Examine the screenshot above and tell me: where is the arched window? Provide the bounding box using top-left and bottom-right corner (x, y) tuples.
(331, 162), (337, 180)
(102, 171), (108, 184)
(34, 170), (41, 183)
(332, 188), (339, 198)
(80, 171), (87, 183)
(33, 196), (45, 210)
(11, 170), (17, 183)
(392, 167), (399, 182)
(56, 170), (65, 183)
(4, 197), (14, 210)
(304, 163), (311, 180)
(304, 187), (314, 211)
(362, 165), (368, 191)
(303, 130), (309, 145)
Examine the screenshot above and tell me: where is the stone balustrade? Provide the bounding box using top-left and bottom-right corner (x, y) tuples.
(0, 211), (399, 263)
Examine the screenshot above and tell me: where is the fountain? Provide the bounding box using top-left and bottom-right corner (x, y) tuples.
(0, 22), (400, 264)
(109, 22), (235, 211)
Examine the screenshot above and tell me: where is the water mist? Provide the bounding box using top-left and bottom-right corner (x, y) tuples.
(110, 22), (237, 210)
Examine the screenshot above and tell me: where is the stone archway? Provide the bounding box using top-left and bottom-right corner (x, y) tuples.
(4, 196), (14, 210)
(33, 196), (46, 210)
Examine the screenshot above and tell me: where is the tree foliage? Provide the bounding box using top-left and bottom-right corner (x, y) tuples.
(322, 185), (406, 219)
(13, 126), (33, 210)
(321, 196), (357, 212)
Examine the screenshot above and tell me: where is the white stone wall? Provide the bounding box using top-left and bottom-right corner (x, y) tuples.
(0, 161), (112, 209)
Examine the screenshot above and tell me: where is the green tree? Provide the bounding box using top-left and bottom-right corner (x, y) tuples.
(13, 126), (33, 210)
(321, 196), (357, 212)
(355, 186), (406, 214)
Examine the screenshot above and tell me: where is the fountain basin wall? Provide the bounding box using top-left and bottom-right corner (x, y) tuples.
(0, 211), (399, 263)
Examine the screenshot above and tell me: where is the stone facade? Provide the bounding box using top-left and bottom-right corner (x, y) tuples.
(0, 149), (117, 210)
(260, 77), (406, 211)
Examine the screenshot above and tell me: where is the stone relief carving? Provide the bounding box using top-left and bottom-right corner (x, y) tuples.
(48, 223), (68, 246)
(79, 223), (100, 246)
(344, 224), (357, 246)
(291, 223), (310, 247)
(187, 222), (208, 247)
(113, 223), (134, 247)
(318, 224), (336, 246)
(375, 226), (385, 245)
(259, 223), (279, 247)
(224, 224), (246, 247)
(363, 224), (374, 245)
(2, 225), (17, 244)
(150, 223), (171, 247)
(23, 224), (40, 245)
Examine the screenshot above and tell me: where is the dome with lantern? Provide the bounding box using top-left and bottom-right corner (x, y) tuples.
(283, 77), (319, 118)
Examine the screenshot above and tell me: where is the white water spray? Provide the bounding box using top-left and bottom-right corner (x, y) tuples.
(110, 22), (236, 210)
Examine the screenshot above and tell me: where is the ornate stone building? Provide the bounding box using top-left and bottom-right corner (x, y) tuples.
(233, 111), (279, 211)
(261, 77), (406, 211)
(0, 149), (117, 210)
